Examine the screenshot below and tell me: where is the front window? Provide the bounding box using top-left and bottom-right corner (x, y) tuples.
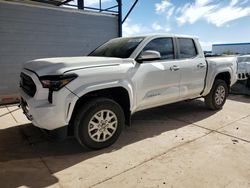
(89, 37), (144, 58)
(141, 38), (174, 60)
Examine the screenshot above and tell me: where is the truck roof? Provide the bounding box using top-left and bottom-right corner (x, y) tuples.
(120, 34), (198, 40)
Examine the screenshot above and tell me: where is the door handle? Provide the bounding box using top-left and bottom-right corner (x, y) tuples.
(197, 63), (205, 68)
(170, 65), (180, 71)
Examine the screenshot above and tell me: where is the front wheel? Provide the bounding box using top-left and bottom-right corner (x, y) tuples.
(74, 98), (125, 150)
(204, 79), (228, 110)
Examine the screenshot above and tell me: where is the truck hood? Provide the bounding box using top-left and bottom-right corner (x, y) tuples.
(23, 56), (123, 76)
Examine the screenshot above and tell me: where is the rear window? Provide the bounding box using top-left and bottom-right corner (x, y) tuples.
(178, 38), (197, 59)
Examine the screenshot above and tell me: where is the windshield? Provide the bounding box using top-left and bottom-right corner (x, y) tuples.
(89, 37), (144, 58)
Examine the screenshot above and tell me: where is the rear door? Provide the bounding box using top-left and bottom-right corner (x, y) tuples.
(177, 38), (207, 99)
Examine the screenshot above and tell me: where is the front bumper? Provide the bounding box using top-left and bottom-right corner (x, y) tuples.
(19, 69), (77, 130)
(20, 90), (71, 130)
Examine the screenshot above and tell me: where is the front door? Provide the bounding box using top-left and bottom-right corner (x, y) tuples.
(132, 37), (181, 111)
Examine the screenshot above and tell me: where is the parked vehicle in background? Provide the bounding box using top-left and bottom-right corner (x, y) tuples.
(19, 34), (237, 150)
(237, 55), (250, 84)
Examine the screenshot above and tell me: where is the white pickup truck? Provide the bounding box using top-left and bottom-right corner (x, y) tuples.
(20, 34), (237, 149)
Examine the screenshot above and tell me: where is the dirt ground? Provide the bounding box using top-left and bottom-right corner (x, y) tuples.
(0, 95), (250, 188)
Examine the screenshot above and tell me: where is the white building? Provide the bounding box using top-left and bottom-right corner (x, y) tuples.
(212, 42), (250, 55)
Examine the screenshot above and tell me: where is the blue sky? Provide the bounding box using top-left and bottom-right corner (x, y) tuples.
(70, 0), (250, 50)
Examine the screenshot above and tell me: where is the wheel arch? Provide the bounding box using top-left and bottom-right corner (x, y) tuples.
(203, 70), (231, 96)
(67, 86), (132, 135)
(214, 72), (231, 87)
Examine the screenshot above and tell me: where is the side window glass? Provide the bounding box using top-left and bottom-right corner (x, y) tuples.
(142, 38), (174, 60)
(178, 38), (197, 58)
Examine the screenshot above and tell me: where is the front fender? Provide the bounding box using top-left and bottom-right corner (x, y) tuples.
(65, 80), (134, 122)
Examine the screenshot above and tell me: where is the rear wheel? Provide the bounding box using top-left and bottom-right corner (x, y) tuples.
(204, 79), (228, 110)
(74, 98), (125, 150)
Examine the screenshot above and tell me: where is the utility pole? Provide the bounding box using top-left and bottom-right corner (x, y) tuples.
(77, 0), (84, 9)
(117, 0), (122, 37)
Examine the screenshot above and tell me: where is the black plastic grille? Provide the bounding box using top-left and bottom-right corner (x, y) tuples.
(20, 72), (37, 97)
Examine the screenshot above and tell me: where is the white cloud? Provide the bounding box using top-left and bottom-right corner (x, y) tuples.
(155, 0), (172, 14)
(155, 0), (175, 20)
(152, 21), (171, 32)
(123, 19), (171, 37)
(165, 27), (171, 32)
(123, 19), (144, 36)
(176, 0), (250, 27)
(152, 22), (163, 31)
(167, 6), (175, 19)
(196, 0), (213, 6)
(175, 3), (189, 15)
(230, 0), (239, 6)
(239, 0), (249, 5)
(206, 4), (250, 26)
(176, 0), (217, 25)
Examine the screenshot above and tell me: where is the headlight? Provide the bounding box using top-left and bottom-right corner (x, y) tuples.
(39, 74), (77, 91)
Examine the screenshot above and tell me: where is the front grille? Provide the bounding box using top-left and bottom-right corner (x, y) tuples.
(20, 72), (37, 97)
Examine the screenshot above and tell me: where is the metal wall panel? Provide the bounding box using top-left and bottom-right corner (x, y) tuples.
(0, 1), (118, 103)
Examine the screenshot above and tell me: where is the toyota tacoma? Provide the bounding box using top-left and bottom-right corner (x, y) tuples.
(20, 34), (237, 149)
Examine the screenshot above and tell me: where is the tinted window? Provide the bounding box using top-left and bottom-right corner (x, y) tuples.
(142, 38), (174, 60)
(178, 38), (197, 58)
(89, 37), (144, 58)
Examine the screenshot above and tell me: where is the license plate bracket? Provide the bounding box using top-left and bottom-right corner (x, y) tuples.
(20, 98), (33, 121)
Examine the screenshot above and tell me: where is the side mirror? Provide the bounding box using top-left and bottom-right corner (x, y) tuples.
(137, 50), (161, 63)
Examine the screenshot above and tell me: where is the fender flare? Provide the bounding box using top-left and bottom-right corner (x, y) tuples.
(203, 68), (232, 96)
(65, 80), (134, 122)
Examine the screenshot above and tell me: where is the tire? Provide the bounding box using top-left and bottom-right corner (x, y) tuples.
(204, 79), (228, 110)
(74, 98), (125, 150)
